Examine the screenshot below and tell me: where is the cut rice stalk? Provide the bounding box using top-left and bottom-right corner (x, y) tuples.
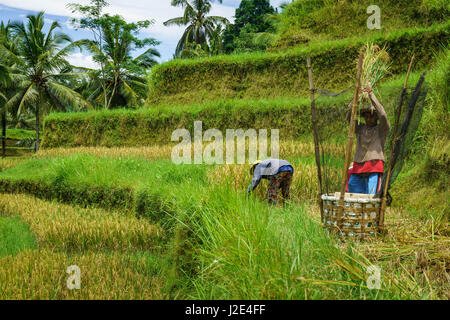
(359, 43), (391, 111)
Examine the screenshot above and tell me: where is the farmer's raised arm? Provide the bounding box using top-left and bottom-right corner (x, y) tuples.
(368, 89), (390, 132)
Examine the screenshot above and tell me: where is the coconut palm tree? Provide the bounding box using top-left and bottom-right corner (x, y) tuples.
(1, 12), (91, 151)
(164, 0), (229, 57)
(0, 21), (14, 157)
(0, 63), (9, 157)
(78, 15), (161, 109)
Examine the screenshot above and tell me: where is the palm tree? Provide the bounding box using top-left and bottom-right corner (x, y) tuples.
(79, 15), (161, 109)
(0, 63), (9, 157)
(1, 12), (91, 151)
(164, 0), (229, 57)
(0, 21), (14, 157)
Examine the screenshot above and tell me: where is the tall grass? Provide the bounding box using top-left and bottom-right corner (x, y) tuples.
(184, 182), (434, 299)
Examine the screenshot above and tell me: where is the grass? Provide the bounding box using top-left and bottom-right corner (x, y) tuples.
(0, 157), (28, 172)
(0, 216), (37, 257)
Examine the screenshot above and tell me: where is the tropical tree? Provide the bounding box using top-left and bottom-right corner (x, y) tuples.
(1, 12), (91, 151)
(0, 62), (9, 157)
(222, 0), (276, 53)
(164, 0), (229, 57)
(77, 14), (161, 109)
(0, 21), (15, 157)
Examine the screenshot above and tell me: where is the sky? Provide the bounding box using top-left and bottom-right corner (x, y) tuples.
(0, 0), (286, 68)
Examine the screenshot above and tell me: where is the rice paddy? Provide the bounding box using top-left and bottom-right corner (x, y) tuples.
(0, 138), (447, 300)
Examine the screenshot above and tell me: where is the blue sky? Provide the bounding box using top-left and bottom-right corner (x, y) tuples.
(0, 0), (286, 68)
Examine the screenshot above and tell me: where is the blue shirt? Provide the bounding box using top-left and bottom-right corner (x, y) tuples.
(247, 159), (294, 193)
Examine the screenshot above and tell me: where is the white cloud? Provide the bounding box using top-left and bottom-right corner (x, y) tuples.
(67, 52), (98, 69)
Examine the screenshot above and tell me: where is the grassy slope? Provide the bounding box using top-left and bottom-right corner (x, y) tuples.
(273, 0), (449, 49)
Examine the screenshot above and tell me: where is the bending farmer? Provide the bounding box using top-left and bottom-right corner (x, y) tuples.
(247, 159), (294, 205)
(348, 86), (390, 195)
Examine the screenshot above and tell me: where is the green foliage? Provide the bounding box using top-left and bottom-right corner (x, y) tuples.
(0, 216), (37, 257)
(0, 154), (437, 299)
(222, 0), (276, 53)
(148, 23), (449, 106)
(5, 129), (34, 140)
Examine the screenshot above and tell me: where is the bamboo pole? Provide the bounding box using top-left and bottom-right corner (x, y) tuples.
(337, 51), (364, 232)
(379, 55), (415, 229)
(306, 57), (324, 222)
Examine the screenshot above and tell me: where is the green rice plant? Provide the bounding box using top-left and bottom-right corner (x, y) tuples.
(0, 194), (162, 252)
(0, 155), (210, 230)
(4, 129), (35, 140)
(0, 216), (37, 257)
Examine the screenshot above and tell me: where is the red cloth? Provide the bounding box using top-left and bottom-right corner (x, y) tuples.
(350, 160), (384, 174)
(346, 160), (384, 192)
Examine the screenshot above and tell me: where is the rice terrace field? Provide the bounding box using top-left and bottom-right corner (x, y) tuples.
(0, 0), (449, 303)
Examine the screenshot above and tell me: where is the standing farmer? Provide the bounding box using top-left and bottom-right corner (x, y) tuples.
(247, 159), (294, 205)
(347, 86), (390, 194)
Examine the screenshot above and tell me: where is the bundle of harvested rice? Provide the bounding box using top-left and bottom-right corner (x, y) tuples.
(359, 43), (391, 108)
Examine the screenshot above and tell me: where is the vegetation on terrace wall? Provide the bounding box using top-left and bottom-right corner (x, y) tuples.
(273, 0), (449, 49)
(147, 24), (449, 106)
(41, 97), (347, 148)
(42, 70), (422, 148)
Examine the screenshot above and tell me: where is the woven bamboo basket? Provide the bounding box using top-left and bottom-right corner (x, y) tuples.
(321, 192), (381, 239)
